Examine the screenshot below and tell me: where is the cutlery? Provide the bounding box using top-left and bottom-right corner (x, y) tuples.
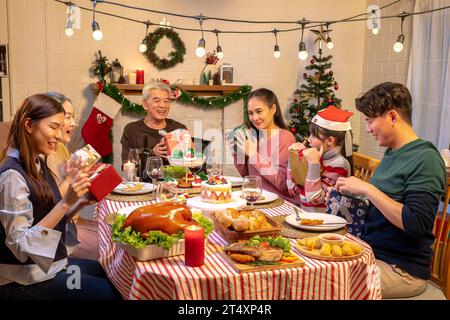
(294, 207), (301, 221)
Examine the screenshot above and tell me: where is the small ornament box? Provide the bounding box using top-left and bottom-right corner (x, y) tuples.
(87, 163), (122, 201)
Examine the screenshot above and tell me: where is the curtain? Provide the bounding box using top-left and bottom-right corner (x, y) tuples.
(407, 0), (450, 149)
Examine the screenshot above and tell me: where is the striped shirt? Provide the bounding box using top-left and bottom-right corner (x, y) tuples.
(287, 147), (351, 211)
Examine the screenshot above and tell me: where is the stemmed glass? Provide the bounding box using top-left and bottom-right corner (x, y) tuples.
(146, 156), (163, 198)
(242, 175), (262, 208)
(128, 148), (141, 181)
(206, 162), (222, 178)
(156, 182), (179, 202)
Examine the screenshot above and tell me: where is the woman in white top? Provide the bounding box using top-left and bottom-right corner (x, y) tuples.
(0, 94), (120, 299)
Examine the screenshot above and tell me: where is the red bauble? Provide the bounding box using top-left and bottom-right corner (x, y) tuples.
(328, 98), (333, 103)
(303, 73), (307, 79)
(290, 128), (297, 133)
(310, 59), (315, 64)
(334, 85), (339, 90)
(329, 71), (333, 76)
(293, 98), (298, 103)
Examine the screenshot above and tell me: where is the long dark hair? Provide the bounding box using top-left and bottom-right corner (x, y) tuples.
(245, 88), (288, 131)
(0, 94), (65, 206)
(308, 122), (353, 174)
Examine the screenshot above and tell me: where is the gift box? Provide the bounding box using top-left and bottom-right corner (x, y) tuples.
(88, 163), (122, 201)
(289, 149), (308, 186)
(164, 129), (195, 157)
(326, 189), (370, 237)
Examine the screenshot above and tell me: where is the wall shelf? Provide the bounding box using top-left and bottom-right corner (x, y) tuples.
(110, 84), (243, 97)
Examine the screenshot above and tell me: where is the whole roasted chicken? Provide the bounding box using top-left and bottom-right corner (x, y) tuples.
(122, 202), (198, 237)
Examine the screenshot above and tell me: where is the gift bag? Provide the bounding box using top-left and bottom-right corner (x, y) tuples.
(326, 189), (369, 237)
(88, 163), (122, 201)
(289, 149), (308, 186)
(164, 129), (195, 158)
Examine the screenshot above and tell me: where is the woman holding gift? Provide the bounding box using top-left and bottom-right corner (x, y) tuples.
(231, 88), (297, 202)
(286, 105), (354, 211)
(0, 94), (120, 299)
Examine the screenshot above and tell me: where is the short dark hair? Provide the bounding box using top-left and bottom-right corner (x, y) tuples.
(356, 82), (412, 124)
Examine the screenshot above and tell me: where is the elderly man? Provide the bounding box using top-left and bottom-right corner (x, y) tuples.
(120, 81), (187, 165)
(335, 82), (446, 299)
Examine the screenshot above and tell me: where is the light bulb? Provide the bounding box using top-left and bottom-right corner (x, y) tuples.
(65, 27), (74, 37)
(298, 50), (308, 60)
(216, 45), (224, 59)
(93, 29), (103, 41)
(138, 43), (147, 53)
(372, 21), (379, 35)
(372, 27), (379, 35)
(393, 41), (403, 53)
(196, 46), (206, 57)
(273, 44), (280, 58)
(393, 34), (405, 53)
(326, 39), (334, 49)
(298, 41), (308, 60)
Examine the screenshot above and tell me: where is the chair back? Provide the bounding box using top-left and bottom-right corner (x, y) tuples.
(352, 152), (380, 182)
(0, 121), (12, 153)
(431, 175), (450, 299)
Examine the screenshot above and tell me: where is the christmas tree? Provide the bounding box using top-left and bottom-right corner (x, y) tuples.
(288, 51), (341, 141)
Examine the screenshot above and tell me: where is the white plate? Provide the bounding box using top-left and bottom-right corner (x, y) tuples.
(223, 176), (244, 187)
(238, 190), (279, 204)
(112, 182), (154, 195)
(186, 191), (246, 213)
(285, 211), (347, 231)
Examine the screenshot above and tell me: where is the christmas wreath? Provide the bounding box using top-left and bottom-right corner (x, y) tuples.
(142, 27), (186, 70)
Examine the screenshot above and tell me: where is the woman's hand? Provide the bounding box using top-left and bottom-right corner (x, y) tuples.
(302, 145), (324, 164)
(63, 171), (91, 207)
(335, 176), (372, 197)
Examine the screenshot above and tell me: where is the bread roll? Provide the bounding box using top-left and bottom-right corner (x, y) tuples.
(215, 211), (233, 228)
(232, 217), (251, 232)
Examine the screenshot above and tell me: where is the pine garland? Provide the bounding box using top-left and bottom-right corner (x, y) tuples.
(142, 27), (186, 70)
(99, 83), (252, 112)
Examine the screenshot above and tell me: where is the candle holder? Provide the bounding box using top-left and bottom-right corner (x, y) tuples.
(184, 225), (205, 267)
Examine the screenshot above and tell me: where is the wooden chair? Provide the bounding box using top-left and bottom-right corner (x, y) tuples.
(352, 152), (380, 182)
(431, 175), (450, 299)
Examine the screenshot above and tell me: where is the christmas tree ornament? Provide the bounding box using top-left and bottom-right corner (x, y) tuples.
(334, 85), (339, 90)
(329, 71), (334, 76)
(310, 59), (315, 64)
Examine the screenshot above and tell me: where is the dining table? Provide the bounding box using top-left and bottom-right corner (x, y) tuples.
(96, 195), (382, 300)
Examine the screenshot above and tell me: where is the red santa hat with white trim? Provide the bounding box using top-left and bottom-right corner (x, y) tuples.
(311, 105), (354, 156)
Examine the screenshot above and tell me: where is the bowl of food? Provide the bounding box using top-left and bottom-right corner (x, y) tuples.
(319, 233), (344, 246)
(162, 165), (189, 180)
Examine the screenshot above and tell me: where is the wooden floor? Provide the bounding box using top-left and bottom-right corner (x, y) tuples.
(70, 218), (100, 261)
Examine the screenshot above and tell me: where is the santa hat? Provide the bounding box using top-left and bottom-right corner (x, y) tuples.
(311, 106), (354, 156)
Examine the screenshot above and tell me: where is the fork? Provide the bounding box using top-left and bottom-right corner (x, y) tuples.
(294, 207), (301, 221)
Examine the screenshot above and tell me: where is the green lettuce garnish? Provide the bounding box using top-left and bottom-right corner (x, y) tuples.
(111, 211), (214, 250)
(247, 235), (291, 253)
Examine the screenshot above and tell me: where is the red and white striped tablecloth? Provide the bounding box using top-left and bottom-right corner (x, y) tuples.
(97, 199), (382, 300)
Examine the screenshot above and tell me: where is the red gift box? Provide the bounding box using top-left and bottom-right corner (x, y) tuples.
(87, 163), (122, 201)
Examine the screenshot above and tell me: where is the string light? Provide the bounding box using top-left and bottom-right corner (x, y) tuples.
(393, 12), (407, 53)
(325, 23), (334, 49)
(91, 0), (103, 41)
(298, 19), (308, 60)
(65, 4), (74, 37)
(371, 10), (379, 35)
(213, 29), (224, 59)
(138, 20), (151, 53)
(195, 15), (206, 57)
(272, 29), (280, 58)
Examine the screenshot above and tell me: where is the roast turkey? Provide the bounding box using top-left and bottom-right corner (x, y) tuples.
(122, 202), (198, 237)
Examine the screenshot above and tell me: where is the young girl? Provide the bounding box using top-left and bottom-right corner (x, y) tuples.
(0, 94), (120, 299)
(231, 88), (297, 202)
(287, 105), (354, 211)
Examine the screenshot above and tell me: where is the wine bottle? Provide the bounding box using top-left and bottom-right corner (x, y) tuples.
(140, 134), (152, 182)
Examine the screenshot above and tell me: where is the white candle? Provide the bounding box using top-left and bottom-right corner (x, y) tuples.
(123, 161), (136, 182)
(128, 72), (136, 84)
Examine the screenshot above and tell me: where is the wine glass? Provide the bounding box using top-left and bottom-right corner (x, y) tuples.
(146, 156), (164, 198)
(128, 148), (141, 181)
(242, 175), (262, 208)
(156, 182), (178, 202)
(206, 162), (222, 178)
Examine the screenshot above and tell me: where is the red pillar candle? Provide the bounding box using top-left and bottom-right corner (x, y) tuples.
(184, 225), (205, 267)
(136, 69), (144, 84)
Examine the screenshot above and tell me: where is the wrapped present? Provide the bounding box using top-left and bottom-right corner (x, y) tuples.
(326, 189), (370, 238)
(87, 163), (122, 201)
(71, 144), (101, 169)
(164, 129), (195, 158)
(289, 149), (308, 186)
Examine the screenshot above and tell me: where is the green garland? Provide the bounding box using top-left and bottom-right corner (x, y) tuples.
(100, 83), (252, 112)
(142, 27), (186, 70)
